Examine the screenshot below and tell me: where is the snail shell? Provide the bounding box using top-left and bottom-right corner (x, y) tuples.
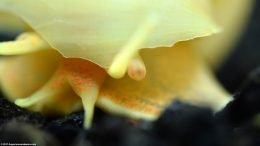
(0, 0), (219, 68)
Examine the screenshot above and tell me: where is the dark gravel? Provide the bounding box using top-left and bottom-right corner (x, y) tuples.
(0, 96), (45, 126)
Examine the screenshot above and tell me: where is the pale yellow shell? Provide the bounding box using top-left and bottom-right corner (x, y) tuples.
(0, 0), (219, 68)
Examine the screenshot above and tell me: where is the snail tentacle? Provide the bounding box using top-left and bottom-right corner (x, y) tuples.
(14, 63), (71, 112)
(0, 32), (50, 55)
(107, 14), (158, 79)
(127, 54), (146, 81)
(65, 59), (106, 128)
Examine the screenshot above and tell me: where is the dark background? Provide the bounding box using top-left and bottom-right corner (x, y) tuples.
(217, 0), (260, 93)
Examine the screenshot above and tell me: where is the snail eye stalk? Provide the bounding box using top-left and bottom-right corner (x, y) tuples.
(107, 15), (157, 79)
(0, 32), (49, 55)
(128, 54), (146, 81)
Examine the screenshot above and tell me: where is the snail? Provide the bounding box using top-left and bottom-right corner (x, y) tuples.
(0, 0), (254, 128)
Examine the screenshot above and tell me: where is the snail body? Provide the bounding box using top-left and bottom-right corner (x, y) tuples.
(0, 0), (254, 128)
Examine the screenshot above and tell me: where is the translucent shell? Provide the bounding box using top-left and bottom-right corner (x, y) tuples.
(0, 12), (27, 34)
(0, 0), (219, 69)
(194, 0), (255, 67)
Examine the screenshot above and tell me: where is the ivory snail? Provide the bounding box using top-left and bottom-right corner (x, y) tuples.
(0, 0), (254, 128)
